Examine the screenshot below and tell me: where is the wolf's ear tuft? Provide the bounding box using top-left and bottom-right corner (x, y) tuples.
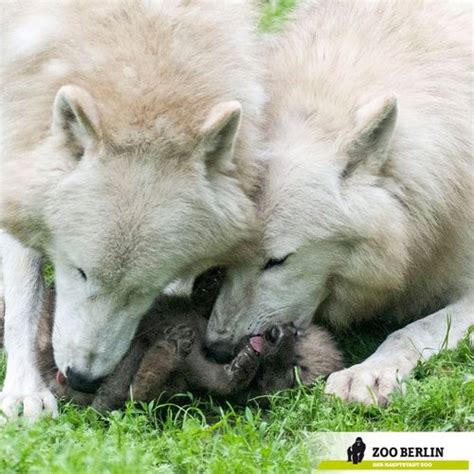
(342, 95), (397, 178)
(52, 85), (101, 158)
(199, 100), (242, 175)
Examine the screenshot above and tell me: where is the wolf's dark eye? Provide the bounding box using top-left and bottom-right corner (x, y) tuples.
(77, 268), (87, 280)
(262, 254), (291, 271)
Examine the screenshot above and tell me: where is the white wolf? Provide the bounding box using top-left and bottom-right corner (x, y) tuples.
(0, 0), (264, 420)
(206, 0), (473, 405)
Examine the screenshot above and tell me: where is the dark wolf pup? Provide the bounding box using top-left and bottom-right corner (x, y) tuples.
(30, 287), (343, 412)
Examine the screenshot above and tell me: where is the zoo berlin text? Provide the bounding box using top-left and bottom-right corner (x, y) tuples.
(310, 433), (471, 471)
(318, 446), (468, 471)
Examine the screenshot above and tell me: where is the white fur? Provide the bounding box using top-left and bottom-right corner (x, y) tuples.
(7, 14), (60, 59)
(0, 234), (58, 422)
(1, 0), (263, 420)
(208, 0), (473, 405)
(42, 59), (73, 79)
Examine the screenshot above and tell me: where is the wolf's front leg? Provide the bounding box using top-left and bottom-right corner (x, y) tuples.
(325, 295), (474, 406)
(0, 232), (58, 422)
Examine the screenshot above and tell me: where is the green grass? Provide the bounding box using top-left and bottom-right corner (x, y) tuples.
(1, 334), (473, 473)
(1, 2), (473, 472)
(260, 0), (297, 32)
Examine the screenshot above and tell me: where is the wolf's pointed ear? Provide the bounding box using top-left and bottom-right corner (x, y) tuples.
(342, 95), (397, 177)
(199, 101), (242, 174)
(52, 85), (101, 158)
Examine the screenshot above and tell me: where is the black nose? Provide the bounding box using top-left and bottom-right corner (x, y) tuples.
(206, 341), (234, 364)
(265, 326), (283, 345)
(66, 367), (104, 394)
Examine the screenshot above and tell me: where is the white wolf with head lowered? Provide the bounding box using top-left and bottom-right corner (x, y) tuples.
(207, 0), (473, 405)
(0, 0), (264, 420)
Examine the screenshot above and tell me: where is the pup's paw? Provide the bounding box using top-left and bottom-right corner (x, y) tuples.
(228, 344), (260, 382)
(164, 324), (195, 358)
(0, 385), (58, 423)
(325, 362), (408, 406)
(91, 392), (122, 413)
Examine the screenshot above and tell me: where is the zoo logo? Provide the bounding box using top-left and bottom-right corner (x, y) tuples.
(316, 434), (469, 471)
(346, 437), (366, 465)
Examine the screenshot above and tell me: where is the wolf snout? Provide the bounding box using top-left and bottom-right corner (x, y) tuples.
(66, 367), (104, 394)
(205, 340), (235, 364)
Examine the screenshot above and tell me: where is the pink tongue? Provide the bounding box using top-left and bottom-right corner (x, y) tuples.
(56, 370), (66, 385)
(249, 335), (264, 353)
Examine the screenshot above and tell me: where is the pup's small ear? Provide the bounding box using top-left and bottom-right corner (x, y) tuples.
(342, 94), (397, 177)
(199, 100), (242, 175)
(52, 85), (101, 158)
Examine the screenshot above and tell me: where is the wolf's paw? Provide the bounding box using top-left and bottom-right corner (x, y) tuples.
(228, 344), (260, 382)
(0, 385), (58, 423)
(325, 362), (408, 406)
(164, 324), (195, 358)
